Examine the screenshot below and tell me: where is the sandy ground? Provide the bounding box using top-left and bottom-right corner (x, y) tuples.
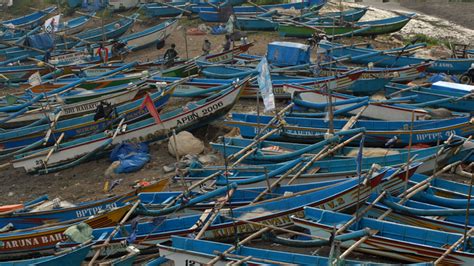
(0, 1), (472, 205)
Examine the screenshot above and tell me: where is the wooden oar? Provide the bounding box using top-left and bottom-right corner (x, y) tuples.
(88, 201), (140, 265)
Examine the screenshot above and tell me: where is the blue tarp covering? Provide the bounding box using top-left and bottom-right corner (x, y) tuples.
(110, 142), (150, 173)
(267, 41), (311, 67)
(24, 33), (54, 50)
(428, 73), (459, 83)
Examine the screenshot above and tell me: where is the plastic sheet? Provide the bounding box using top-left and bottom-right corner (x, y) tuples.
(110, 142), (150, 173)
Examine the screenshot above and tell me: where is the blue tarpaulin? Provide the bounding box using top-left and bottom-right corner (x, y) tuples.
(24, 33), (54, 50)
(267, 41), (311, 67)
(110, 142), (150, 173)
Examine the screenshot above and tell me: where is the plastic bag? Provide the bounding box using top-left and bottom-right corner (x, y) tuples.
(110, 142), (150, 174)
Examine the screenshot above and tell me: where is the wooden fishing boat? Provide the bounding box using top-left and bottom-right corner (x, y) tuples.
(143, 2), (195, 18)
(55, 165), (418, 259)
(383, 83), (474, 113)
(154, 235), (411, 265)
(285, 84), (431, 121)
(140, 178), (348, 209)
(209, 136), (472, 167)
(0, 204), (132, 259)
(198, 63), (363, 98)
(227, 113), (474, 146)
(0, 179), (167, 230)
(278, 13), (415, 38)
(0, 242), (93, 266)
(117, 17), (178, 51)
(0, 15), (138, 60)
(195, 143), (471, 185)
(0, 6), (57, 29)
(55, 13), (95, 35)
(293, 207), (474, 264)
(0, 85), (174, 155)
(235, 7), (367, 31)
(319, 40), (474, 74)
(28, 71), (144, 93)
(306, 7), (368, 23)
(11, 78), (248, 173)
(198, 1), (325, 23)
(161, 43), (254, 77)
(365, 193), (474, 234)
(142, 0), (248, 18)
(320, 62), (431, 85)
(0, 83), (144, 128)
(0, 64), (50, 83)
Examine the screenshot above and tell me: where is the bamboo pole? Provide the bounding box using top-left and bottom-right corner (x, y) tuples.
(251, 161), (304, 203)
(338, 159), (464, 260)
(42, 132), (64, 166)
(88, 201), (140, 265)
(434, 227), (474, 265)
(195, 188), (235, 239)
(287, 132), (364, 185)
(206, 227), (271, 265)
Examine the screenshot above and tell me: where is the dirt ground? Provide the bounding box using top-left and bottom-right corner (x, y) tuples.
(0, 2), (473, 205)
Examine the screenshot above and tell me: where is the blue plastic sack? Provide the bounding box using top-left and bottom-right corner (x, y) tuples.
(210, 25), (227, 35)
(110, 142), (150, 173)
(427, 73), (459, 83)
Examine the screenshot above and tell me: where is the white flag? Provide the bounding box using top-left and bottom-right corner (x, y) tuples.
(257, 57), (275, 112)
(28, 71), (41, 86)
(44, 15), (61, 33)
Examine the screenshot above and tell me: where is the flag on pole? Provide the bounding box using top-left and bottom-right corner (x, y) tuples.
(44, 15), (61, 33)
(140, 93), (161, 124)
(28, 71), (41, 86)
(356, 134), (365, 178)
(257, 57), (275, 112)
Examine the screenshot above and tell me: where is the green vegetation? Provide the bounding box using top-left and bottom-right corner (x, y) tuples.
(405, 33), (449, 47)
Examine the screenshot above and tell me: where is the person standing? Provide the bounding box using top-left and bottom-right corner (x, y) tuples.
(222, 34), (231, 52)
(96, 43), (109, 63)
(164, 43), (178, 67)
(202, 39), (211, 55)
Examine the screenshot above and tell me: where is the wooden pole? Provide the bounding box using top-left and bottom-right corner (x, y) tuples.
(434, 227), (474, 265)
(287, 132), (364, 185)
(338, 159), (464, 260)
(206, 227), (271, 265)
(88, 201), (140, 265)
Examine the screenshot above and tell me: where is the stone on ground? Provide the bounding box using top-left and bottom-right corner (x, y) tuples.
(168, 131), (205, 157)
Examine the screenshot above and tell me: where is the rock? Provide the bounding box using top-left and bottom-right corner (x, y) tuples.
(224, 127), (241, 138)
(168, 131), (204, 157)
(7, 192), (14, 197)
(390, 33), (404, 42)
(163, 164), (175, 173)
(198, 154), (219, 164)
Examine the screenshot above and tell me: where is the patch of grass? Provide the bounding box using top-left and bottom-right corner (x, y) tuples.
(405, 33), (449, 47)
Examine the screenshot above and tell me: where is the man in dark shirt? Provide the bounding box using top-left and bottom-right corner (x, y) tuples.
(164, 43), (178, 67)
(222, 35), (231, 52)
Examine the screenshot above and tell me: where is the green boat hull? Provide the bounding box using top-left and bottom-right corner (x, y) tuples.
(278, 19), (410, 38)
